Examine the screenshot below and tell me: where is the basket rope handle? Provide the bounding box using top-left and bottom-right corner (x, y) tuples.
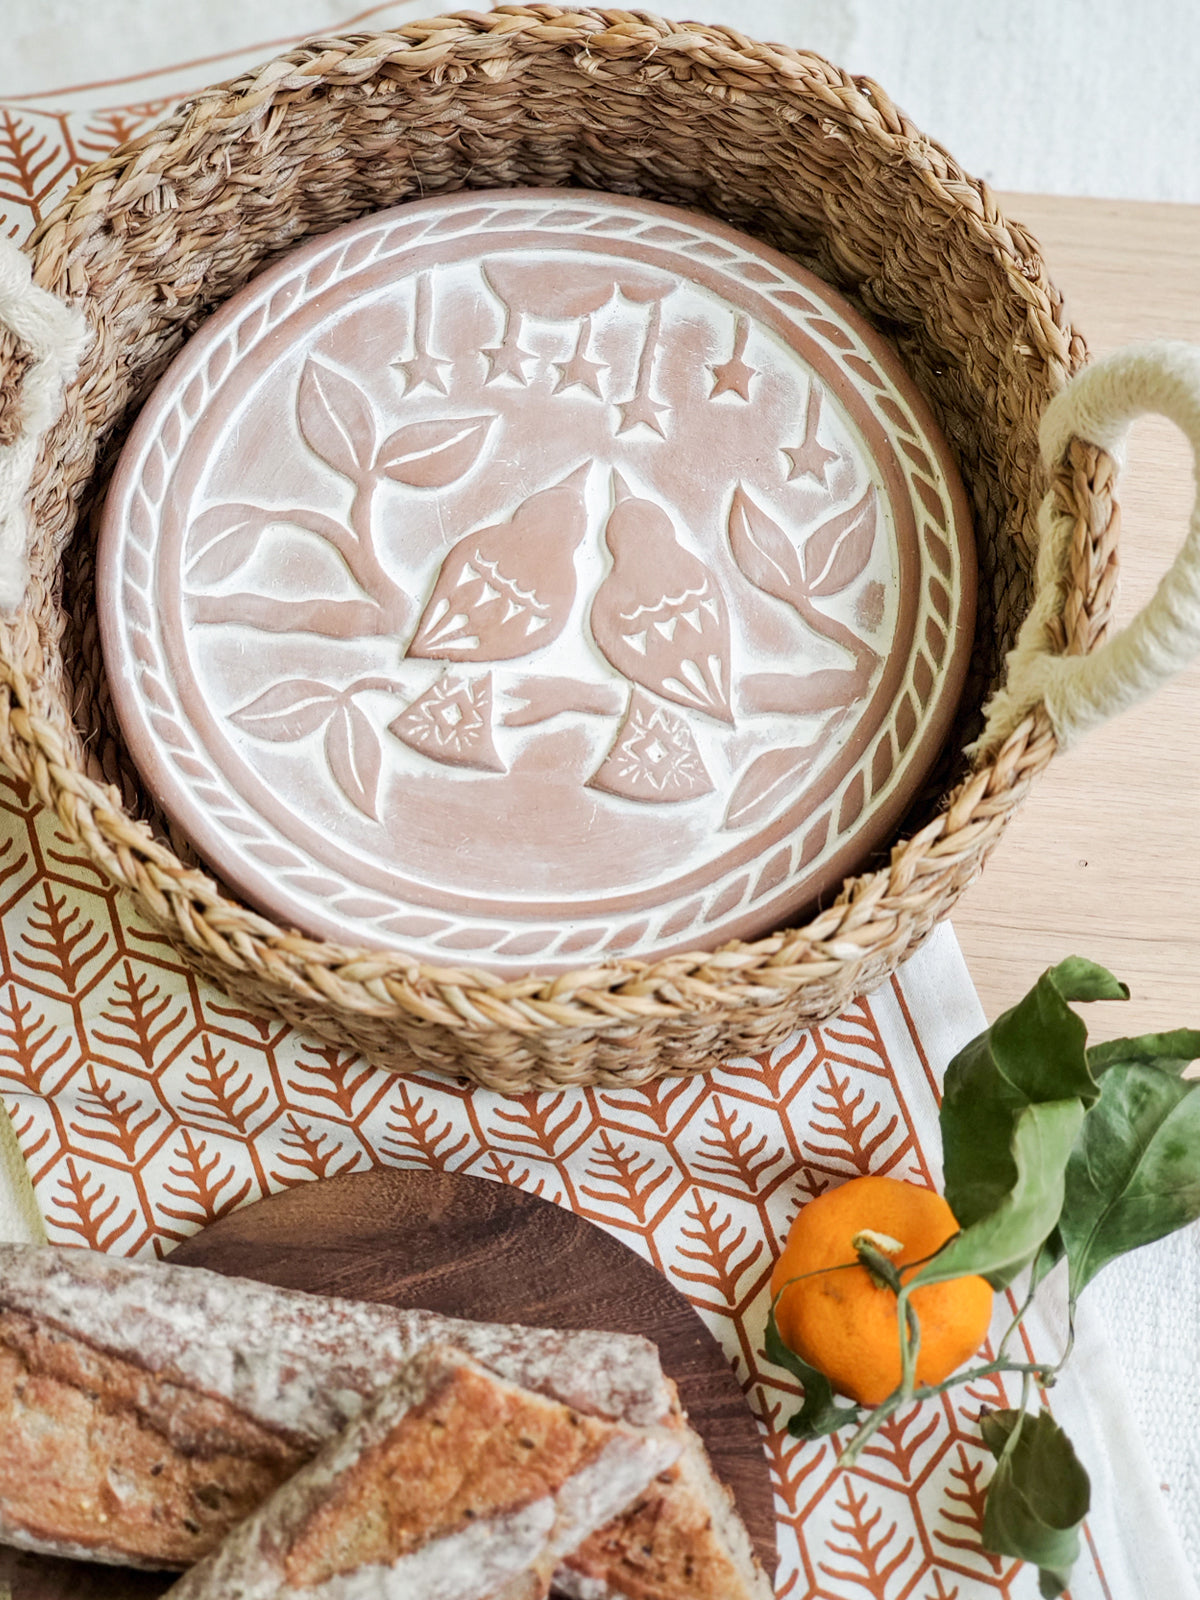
(979, 341), (1200, 753)
(0, 237), (90, 615)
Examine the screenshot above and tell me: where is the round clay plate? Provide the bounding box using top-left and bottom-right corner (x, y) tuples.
(99, 188), (975, 971)
(0, 1169), (775, 1598)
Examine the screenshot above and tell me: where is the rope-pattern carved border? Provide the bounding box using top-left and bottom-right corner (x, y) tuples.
(110, 194), (964, 964)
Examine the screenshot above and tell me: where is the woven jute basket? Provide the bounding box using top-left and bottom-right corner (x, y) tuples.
(0, 7), (1123, 1090)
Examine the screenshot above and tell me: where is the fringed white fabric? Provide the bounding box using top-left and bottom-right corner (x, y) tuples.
(978, 341), (1200, 752)
(0, 236), (90, 615)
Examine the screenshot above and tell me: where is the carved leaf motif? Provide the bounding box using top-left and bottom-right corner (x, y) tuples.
(325, 701), (382, 819)
(803, 486), (878, 598)
(185, 504), (265, 585)
(229, 680), (341, 740)
(722, 744), (816, 831)
(727, 485), (805, 608)
(376, 416), (493, 488)
(297, 359), (376, 480)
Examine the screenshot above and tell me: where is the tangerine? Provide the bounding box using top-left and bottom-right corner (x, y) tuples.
(770, 1175), (993, 1407)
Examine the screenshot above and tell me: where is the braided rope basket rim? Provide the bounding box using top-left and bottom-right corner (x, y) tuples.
(0, 6), (1119, 1088)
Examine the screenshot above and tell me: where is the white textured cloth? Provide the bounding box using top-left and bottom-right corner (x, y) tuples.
(1094, 1227), (1200, 1569)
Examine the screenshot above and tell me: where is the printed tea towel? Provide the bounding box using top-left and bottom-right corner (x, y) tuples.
(0, 6), (1197, 1599)
(0, 770), (1193, 1600)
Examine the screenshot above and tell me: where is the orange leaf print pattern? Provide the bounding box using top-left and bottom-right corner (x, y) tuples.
(71, 1066), (161, 1163)
(819, 1477), (917, 1594)
(274, 1115), (363, 1185)
(0, 988), (74, 1095)
(159, 1128), (253, 1229)
(1, 674), (1111, 1600)
(50, 1158), (139, 1254)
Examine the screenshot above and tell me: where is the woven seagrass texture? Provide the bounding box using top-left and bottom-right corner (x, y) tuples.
(0, 6), (1117, 1089)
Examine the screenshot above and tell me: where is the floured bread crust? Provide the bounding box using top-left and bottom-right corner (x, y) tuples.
(0, 1245), (770, 1597)
(555, 1427), (774, 1600)
(163, 1345), (681, 1600)
(0, 1308), (302, 1568)
(0, 1246), (673, 1441)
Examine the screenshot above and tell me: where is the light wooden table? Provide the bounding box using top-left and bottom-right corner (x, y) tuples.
(954, 194), (1200, 1037)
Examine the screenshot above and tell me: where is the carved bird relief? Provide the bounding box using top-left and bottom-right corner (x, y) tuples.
(589, 472), (734, 724)
(406, 464), (591, 661)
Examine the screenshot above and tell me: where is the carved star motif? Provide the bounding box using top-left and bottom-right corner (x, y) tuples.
(615, 395), (671, 438)
(708, 353), (756, 401)
(782, 430), (838, 485)
(784, 384), (840, 485)
(483, 341), (537, 386)
(552, 349), (607, 398)
(391, 350), (451, 396)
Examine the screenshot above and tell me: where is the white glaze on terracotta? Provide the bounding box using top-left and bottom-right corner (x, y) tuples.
(97, 189), (975, 968)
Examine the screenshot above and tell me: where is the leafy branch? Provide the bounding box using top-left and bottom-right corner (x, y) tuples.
(230, 674), (398, 819)
(728, 482), (881, 673)
(723, 482), (880, 831)
(767, 957), (1200, 1596)
(186, 356), (494, 638)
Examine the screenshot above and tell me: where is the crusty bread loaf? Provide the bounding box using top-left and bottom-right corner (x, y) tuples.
(162, 1344), (682, 1600)
(0, 1303), (306, 1568)
(0, 1245), (772, 1597)
(0, 1245), (673, 1441)
(0, 1244), (675, 1570)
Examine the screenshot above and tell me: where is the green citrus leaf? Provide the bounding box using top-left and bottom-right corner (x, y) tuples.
(764, 1305), (860, 1438)
(1029, 1226), (1066, 1289)
(1087, 1028), (1200, 1078)
(1040, 956), (1130, 1005)
(932, 959), (1125, 1288)
(914, 1100), (1084, 1289)
(1058, 1062), (1200, 1299)
(981, 1408), (1090, 1596)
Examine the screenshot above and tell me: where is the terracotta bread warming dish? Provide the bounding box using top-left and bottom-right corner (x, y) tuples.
(97, 190), (975, 974)
(0, 10), (1120, 1087)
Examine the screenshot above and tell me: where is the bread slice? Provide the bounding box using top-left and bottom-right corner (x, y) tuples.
(0, 1245), (771, 1597)
(0, 1302), (306, 1568)
(161, 1344), (682, 1600)
(0, 1245), (673, 1442)
(554, 1426), (774, 1600)
(0, 1244), (674, 1569)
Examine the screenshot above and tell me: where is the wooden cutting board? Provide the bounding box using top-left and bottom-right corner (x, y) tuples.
(0, 1169), (775, 1597)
